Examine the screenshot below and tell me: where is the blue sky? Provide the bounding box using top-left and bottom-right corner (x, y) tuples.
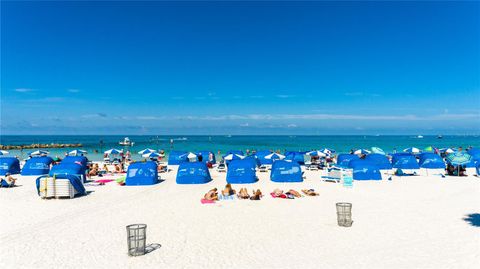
(1, 1), (479, 135)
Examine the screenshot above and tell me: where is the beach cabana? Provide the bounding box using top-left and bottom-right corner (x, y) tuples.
(270, 160), (303, 182)
(365, 154), (392, 170)
(226, 159), (257, 184)
(125, 161), (158, 186)
(284, 151), (306, 165)
(351, 163), (382, 180)
(49, 163), (84, 176)
(62, 156), (88, 173)
(336, 154), (359, 168)
(418, 153), (445, 169)
(21, 156), (54, 175)
(225, 150), (244, 156)
(196, 151), (216, 164)
(176, 162), (212, 184)
(0, 157), (21, 175)
(255, 150), (274, 165)
(467, 148), (480, 159)
(168, 151), (188, 165)
(392, 154), (420, 174)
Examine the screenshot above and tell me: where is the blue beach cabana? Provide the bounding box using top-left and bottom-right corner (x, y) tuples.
(125, 161), (158, 186)
(0, 157), (21, 175)
(351, 163), (382, 180)
(21, 156), (54, 175)
(176, 162), (212, 184)
(226, 159), (257, 184)
(254, 150), (274, 165)
(270, 160), (303, 182)
(49, 162), (84, 176)
(225, 150), (244, 156)
(61, 156), (88, 173)
(168, 151), (188, 165)
(365, 154), (392, 170)
(418, 153), (445, 169)
(392, 154), (420, 170)
(337, 154), (359, 168)
(284, 151), (306, 165)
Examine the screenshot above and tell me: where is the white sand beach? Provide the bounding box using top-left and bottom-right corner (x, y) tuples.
(1, 170), (479, 269)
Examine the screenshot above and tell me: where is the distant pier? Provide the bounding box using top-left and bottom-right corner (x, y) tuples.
(0, 143), (83, 150)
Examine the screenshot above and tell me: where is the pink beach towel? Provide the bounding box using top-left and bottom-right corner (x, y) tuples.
(95, 179), (114, 183)
(270, 192), (287, 199)
(201, 199), (216, 204)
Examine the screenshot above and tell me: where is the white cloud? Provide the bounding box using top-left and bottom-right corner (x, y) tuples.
(15, 88), (35, 93)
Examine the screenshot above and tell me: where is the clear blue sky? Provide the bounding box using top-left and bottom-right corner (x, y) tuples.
(1, 1), (479, 135)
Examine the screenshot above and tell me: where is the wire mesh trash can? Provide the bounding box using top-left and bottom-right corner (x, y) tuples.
(126, 224), (147, 256)
(336, 203), (353, 227)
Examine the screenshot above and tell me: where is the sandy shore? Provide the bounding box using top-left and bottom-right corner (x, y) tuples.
(0, 169), (479, 269)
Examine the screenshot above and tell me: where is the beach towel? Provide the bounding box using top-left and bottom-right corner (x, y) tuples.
(201, 198), (216, 204)
(270, 192), (287, 199)
(95, 179), (114, 183)
(218, 194), (235, 200)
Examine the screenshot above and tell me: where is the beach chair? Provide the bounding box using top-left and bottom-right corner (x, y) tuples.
(258, 165), (268, 172)
(217, 162), (227, 173)
(322, 167), (342, 183)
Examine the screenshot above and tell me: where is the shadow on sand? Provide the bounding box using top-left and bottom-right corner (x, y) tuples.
(463, 213), (480, 227)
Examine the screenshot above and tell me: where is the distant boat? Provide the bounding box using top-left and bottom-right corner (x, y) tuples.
(437, 135), (443, 139)
(174, 137), (187, 141)
(226, 135), (232, 138)
(417, 135), (424, 139)
(119, 137), (134, 146)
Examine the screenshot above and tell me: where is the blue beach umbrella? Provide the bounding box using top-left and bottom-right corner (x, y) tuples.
(29, 150), (49, 156)
(68, 149), (87, 156)
(104, 148), (123, 155)
(403, 147), (421, 154)
(320, 148), (335, 155)
(223, 154), (245, 161)
(371, 147), (386, 155)
(306, 150), (328, 157)
(353, 149), (371, 155)
(0, 150), (9, 155)
(138, 148), (156, 155)
(142, 152), (160, 158)
(440, 148), (456, 154)
(446, 152), (472, 166)
(265, 153), (285, 160)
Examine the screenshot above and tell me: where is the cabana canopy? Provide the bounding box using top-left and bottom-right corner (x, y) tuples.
(176, 162), (212, 184)
(392, 154), (420, 170)
(224, 150), (244, 158)
(21, 156), (54, 175)
(125, 161), (158, 186)
(284, 151), (306, 165)
(49, 163), (84, 176)
(168, 151), (188, 165)
(0, 157), (21, 175)
(61, 156), (88, 174)
(365, 154), (392, 170)
(255, 150), (274, 165)
(270, 160), (303, 182)
(352, 163), (382, 180)
(418, 153), (445, 169)
(226, 159), (257, 184)
(337, 154), (359, 168)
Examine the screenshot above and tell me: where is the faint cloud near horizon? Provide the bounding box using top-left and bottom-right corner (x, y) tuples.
(14, 88), (35, 93)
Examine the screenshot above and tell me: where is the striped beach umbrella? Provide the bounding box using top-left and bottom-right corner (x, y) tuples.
(403, 147), (421, 154)
(104, 148), (123, 155)
(0, 150), (9, 155)
(142, 152), (160, 158)
(446, 152), (472, 166)
(424, 146), (435, 152)
(306, 150), (328, 157)
(223, 154), (245, 161)
(68, 149), (87, 156)
(138, 148), (156, 155)
(371, 147), (385, 155)
(265, 153), (286, 160)
(29, 150), (49, 156)
(354, 149), (371, 155)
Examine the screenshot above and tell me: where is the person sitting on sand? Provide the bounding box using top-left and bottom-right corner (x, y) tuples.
(204, 188), (218, 201)
(1, 173), (17, 187)
(221, 184), (236, 196)
(250, 189), (262, 200)
(103, 164), (109, 173)
(88, 166), (98, 177)
(114, 164), (122, 173)
(302, 189), (319, 196)
(238, 188), (250, 199)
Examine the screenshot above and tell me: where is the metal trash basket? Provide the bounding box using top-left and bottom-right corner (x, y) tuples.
(336, 203), (353, 227)
(126, 224), (147, 256)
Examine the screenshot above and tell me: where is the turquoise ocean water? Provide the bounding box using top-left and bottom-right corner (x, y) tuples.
(1, 135), (479, 161)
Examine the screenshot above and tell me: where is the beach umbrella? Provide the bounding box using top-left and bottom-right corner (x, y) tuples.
(443, 148), (456, 154)
(371, 147), (385, 155)
(185, 152), (197, 159)
(265, 153), (286, 160)
(306, 150), (327, 157)
(68, 149), (87, 156)
(446, 152), (472, 166)
(0, 150), (9, 155)
(223, 154), (245, 161)
(424, 146), (435, 152)
(29, 150), (49, 156)
(319, 148), (335, 154)
(142, 152), (160, 158)
(138, 148), (156, 155)
(353, 149), (370, 155)
(403, 147), (421, 154)
(104, 148), (123, 155)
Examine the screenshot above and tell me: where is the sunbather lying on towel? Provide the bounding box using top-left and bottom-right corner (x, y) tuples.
(238, 188), (250, 199)
(221, 184), (236, 196)
(250, 189), (263, 200)
(302, 189), (319, 196)
(1, 173), (16, 187)
(204, 188), (218, 201)
(285, 189), (302, 198)
(271, 189), (287, 199)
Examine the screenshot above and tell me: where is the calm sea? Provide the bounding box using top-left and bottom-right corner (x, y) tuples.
(1, 135), (479, 161)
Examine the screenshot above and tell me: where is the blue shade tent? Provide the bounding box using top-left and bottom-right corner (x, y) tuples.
(418, 153), (445, 169)
(352, 163), (382, 180)
(0, 157), (21, 175)
(125, 161), (158, 186)
(284, 151), (306, 165)
(196, 151), (216, 164)
(467, 148), (480, 159)
(365, 154), (392, 170)
(391, 153), (413, 165)
(176, 162), (212, 184)
(337, 154), (359, 167)
(270, 160), (303, 182)
(392, 154), (420, 170)
(62, 156), (88, 174)
(226, 159), (257, 184)
(224, 150), (244, 157)
(21, 156), (54, 175)
(476, 163), (480, 176)
(255, 150), (274, 165)
(49, 163), (84, 176)
(168, 151), (188, 165)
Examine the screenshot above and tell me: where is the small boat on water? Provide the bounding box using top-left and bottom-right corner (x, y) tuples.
(417, 135), (424, 139)
(119, 137), (134, 146)
(437, 135), (443, 139)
